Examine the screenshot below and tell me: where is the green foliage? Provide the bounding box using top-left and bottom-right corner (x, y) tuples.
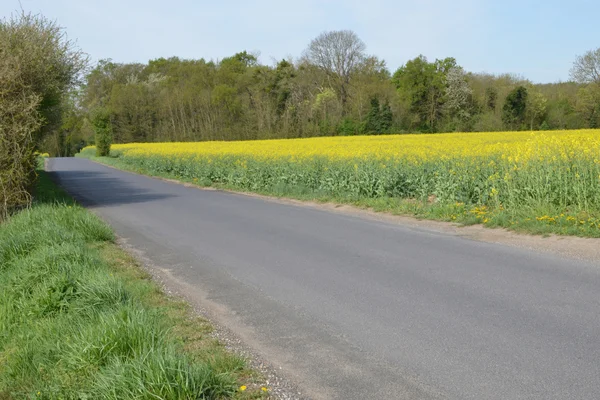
(70, 33), (600, 147)
(392, 56), (456, 132)
(485, 87), (498, 111)
(0, 11), (86, 220)
(337, 118), (361, 135)
(526, 89), (548, 130)
(363, 97), (381, 133)
(575, 85), (600, 128)
(502, 86), (528, 129)
(363, 98), (393, 133)
(92, 108), (113, 157)
(269, 59), (295, 117)
(40, 90), (91, 157)
(380, 103), (393, 132)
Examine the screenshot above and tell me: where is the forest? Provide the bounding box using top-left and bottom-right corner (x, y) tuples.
(44, 30), (600, 157)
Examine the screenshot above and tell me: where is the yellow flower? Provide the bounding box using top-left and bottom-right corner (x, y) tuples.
(239, 385), (247, 391)
(261, 387), (268, 392)
(94, 129), (600, 222)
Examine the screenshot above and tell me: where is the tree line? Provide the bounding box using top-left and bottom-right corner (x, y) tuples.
(46, 30), (600, 156)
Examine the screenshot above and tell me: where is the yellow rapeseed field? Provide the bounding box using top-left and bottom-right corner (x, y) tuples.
(105, 129), (600, 164)
(81, 129), (600, 234)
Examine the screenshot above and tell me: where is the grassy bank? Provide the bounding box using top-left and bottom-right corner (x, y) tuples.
(0, 166), (265, 399)
(78, 147), (600, 239)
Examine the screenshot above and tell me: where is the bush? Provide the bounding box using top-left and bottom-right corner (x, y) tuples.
(0, 12), (86, 220)
(92, 108), (113, 157)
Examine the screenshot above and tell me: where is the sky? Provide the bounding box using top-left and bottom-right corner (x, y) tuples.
(1, 0), (598, 83)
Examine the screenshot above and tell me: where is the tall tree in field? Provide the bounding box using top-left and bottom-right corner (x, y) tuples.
(303, 30), (366, 112)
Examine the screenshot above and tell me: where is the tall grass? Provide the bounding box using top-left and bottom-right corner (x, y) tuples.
(0, 169), (248, 399)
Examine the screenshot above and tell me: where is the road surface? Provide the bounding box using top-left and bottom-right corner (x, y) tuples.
(48, 158), (600, 400)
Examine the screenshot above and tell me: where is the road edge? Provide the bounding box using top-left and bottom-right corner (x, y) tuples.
(81, 157), (600, 265)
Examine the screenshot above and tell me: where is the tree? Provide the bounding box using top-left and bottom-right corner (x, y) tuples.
(379, 102), (393, 132)
(502, 86), (528, 130)
(575, 86), (600, 128)
(312, 88), (339, 135)
(267, 59), (296, 118)
(444, 66), (473, 121)
(74, 31), (600, 145)
(46, 90), (87, 157)
(91, 107), (112, 157)
(83, 60), (144, 109)
(392, 56), (456, 132)
(570, 48), (600, 129)
(525, 88), (548, 130)
(303, 30), (366, 111)
(0, 11), (86, 219)
(570, 48), (600, 84)
(108, 77), (160, 143)
(363, 97), (393, 133)
(363, 97), (381, 133)
(485, 87), (498, 111)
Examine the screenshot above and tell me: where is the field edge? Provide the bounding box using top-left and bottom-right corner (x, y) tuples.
(77, 152), (600, 240)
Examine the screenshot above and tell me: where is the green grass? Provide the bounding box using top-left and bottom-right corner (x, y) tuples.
(77, 153), (600, 238)
(0, 167), (266, 399)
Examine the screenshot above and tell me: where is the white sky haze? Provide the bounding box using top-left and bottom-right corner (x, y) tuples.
(2, 0), (598, 83)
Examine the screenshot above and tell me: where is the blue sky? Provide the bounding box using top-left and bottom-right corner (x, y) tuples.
(2, 0), (598, 83)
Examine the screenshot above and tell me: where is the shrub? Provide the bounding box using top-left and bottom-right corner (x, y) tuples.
(0, 12), (86, 220)
(92, 108), (113, 157)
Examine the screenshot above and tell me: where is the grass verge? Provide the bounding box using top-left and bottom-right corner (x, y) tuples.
(77, 154), (600, 238)
(0, 165), (266, 399)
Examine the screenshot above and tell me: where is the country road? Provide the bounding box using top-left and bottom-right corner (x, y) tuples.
(48, 158), (600, 400)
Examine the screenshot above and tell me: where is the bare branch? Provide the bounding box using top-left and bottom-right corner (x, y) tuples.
(570, 48), (600, 84)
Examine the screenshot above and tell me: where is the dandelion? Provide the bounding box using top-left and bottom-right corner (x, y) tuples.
(239, 385), (247, 392)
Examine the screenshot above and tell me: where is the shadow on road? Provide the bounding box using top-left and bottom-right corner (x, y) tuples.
(48, 169), (176, 207)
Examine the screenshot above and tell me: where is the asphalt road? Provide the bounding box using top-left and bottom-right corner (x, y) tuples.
(48, 158), (600, 400)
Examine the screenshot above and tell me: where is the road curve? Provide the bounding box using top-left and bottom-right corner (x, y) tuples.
(48, 158), (600, 400)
